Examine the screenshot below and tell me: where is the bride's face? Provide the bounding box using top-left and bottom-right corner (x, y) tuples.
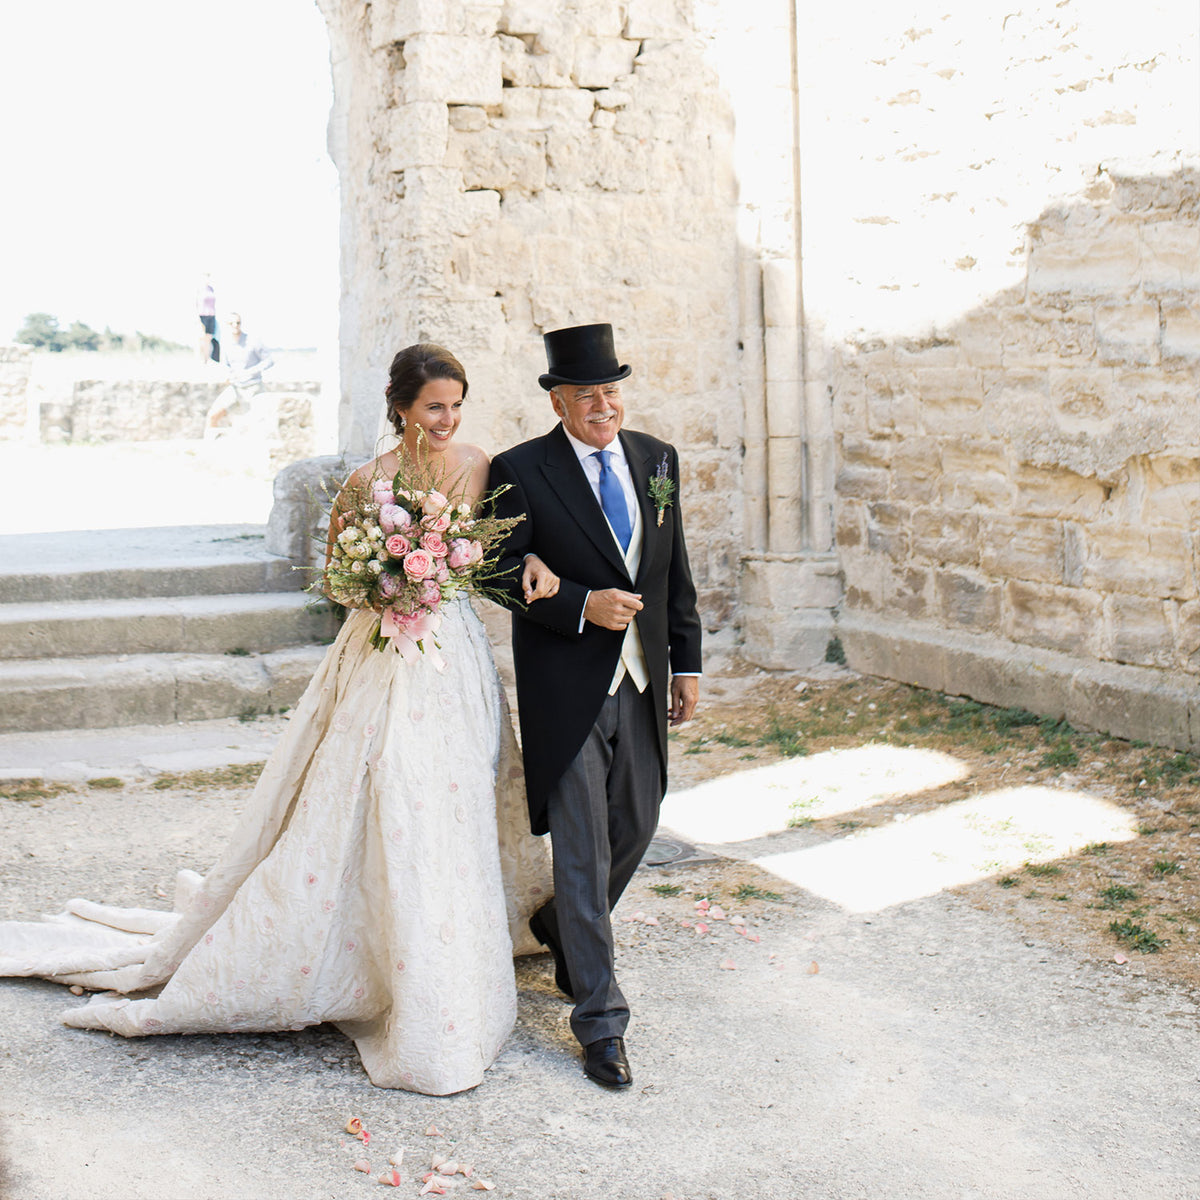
(403, 377), (464, 450)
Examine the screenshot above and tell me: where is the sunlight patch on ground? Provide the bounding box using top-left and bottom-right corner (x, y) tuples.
(754, 786), (1138, 914)
(661, 744), (970, 843)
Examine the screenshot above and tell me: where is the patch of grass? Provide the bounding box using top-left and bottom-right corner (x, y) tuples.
(0, 779), (75, 803)
(731, 883), (784, 902)
(760, 709), (810, 758)
(1153, 860), (1182, 876)
(991, 707), (1040, 731)
(225, 647), (252, 657)
(837, 820), (862, 831)
(1136, 824), (1158, 836)
(1082, 842), (1110, 856)
(1099, 884), (1138, 907)
(86, 777), (124, 789)
(1039, 739), (1079, 769)
(649, 883), (683, 897)
(710, 731), (752, 748)
(1053, 894), (1070, 902)
(738, 753), (758, 761)
(682, 740), (710, 755)
(151, 763), (265, 791)
(998, 876), (1018, 889)
(1025, 862), (1063, 877)
(786, 814), (815, 829)
(824, 637), (846, 665)
(1108, 918), (1166, 954)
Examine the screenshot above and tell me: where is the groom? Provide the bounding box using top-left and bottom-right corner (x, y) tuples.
(489, 323), (702, 1089)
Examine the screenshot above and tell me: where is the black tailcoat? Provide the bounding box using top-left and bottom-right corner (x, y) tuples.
(487, 425), (702, 836)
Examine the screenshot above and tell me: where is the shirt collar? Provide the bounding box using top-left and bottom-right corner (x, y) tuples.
(561, 425), (627, 467)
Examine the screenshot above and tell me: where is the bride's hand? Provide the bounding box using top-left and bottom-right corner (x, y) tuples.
(522, 554), (560, 603)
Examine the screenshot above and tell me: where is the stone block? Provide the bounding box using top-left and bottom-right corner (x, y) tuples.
(387, 101), (449, 170)
(1028, 223), (1141, 295)
(1013, 464), (1107, 520)
(866, 501), (910, 560)
(405, 35), (502, 106)
(983, 371), (1051, 438)
(740, 607), (836, 671)
(1140, 220), (1200, 291)
(1104, 594), (1174, 668)
(1095, 301), (1160, 367)
(625, 0), (689, 38)
(889, 437), (940, 504)
(835, 503), (865, 552)
(265, 455), (348, 569)
(916, 366), (984, 435)
(941, 439), (1013, 510)
(449, 128), (546, 194)
(573, 37), (638, 88)
(762, 258), (798, 328)
(740, 554), (842, 611)
(835, 463), (889, 502)
(449, 104), (489, 132)
(1000, 311), (1097, 367)
(883, 563), (932, 620)
(498, 0), (546, 34)
(979, 515), (1063, 585)
(936, 569), (1002, 632)
(370, 0), (451, 47)
(764, 325), (801, 381)
(840, 436), (893, 469)
(1161, 305), (1200, 360)
(911, 508), (979, 567)
(540, 88), (596, 125)
(1005, 580), (1102, 656)
(1077, 526), (1196, 600)
(1178, 600), (1200, 672)
(765, 377), (803, 440)
(1138, 454), (1200, 528)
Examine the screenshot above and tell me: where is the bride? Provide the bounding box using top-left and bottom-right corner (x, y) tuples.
(0, 344), (555, 1096)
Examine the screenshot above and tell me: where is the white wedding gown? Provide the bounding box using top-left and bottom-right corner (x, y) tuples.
(0, 600), (552, 1095)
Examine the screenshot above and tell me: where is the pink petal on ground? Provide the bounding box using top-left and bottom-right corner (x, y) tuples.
(807, 961), (820, 974)
(709, 905), (727, 921)
(458, 1164), (475, 1176)
(679, 919), (694, 929)
(694, 922), (710, 935)
(419, 1180), (447, 1196)
(353, 1160), (371, 1173)
(719, 959), (736, 970)
(377, 1169), (401, 1187)
(1113, 953), (1128, 965)
(695, 899), (710, 913)
(425, 1126), (443, 1138)
(729, 915), (746, 926)
(346, 1117), (364, 1136)
(360, 1130), (371, 1147)
(471, 1181), (496, 1191)
(431, 1156), (447, 1171)
(642, 916), (659, 926)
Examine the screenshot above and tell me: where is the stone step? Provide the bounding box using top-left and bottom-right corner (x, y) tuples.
(0, 525), (312, 603)
(0, 592), (338, 661)
(0, 644), (329, 733)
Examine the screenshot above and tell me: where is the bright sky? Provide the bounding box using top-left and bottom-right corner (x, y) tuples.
(0, 0), (338, 349)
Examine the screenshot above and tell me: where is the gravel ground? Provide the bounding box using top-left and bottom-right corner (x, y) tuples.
(3, 742), (1200, 1199)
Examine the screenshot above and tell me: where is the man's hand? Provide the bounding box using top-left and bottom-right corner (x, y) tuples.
(584, 588), (643, 631)
(669, 675), (699, 726)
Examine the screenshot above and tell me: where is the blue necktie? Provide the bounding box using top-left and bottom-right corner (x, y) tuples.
(592, 450), (632, 553)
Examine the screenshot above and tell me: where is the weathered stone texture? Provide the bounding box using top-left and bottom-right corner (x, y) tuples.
(0, 345), (33, 440)
(834, 167), (1200, 684)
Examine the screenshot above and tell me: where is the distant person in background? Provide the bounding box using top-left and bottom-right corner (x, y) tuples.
(196, 274), (219, 364)
(205, 312), (275, 436)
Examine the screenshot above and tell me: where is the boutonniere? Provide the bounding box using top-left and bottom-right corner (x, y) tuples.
(648, 453), (675, 526)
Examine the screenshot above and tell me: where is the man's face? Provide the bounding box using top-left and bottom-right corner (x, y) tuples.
(552, 382), (625, 450)
(228, 314), (242, 337)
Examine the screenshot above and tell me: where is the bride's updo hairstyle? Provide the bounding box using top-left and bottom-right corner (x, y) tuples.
(385, 343), (469, 435)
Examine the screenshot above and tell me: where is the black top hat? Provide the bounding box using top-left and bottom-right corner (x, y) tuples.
(538, 323), (632, 391)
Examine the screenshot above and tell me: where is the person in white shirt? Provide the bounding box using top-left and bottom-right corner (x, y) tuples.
(205, 312), (275, 435)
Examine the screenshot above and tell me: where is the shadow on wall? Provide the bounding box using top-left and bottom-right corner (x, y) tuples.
(831, 168), (1200, 748)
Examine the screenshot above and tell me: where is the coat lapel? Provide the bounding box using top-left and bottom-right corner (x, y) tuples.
(539, 425), (630, 578)
(624, 432), (660, 589)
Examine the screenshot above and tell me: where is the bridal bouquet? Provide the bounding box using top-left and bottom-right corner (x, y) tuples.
(318, 460), (521, 662)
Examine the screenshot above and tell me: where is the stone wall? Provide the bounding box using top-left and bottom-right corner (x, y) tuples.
(0, 345), (33, 440)
(39, 379), (321, 445)
(317, 0), (744, 651)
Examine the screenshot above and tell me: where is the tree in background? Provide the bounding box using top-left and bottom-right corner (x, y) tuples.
(13, 313), (183, 352)
(15, 312), (65, 351)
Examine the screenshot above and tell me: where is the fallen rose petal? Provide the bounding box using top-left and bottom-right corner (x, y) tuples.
(695, 899), (710, 912)
(709, 905), (727, 921)
(353, 1160), (371, 1173)
(694, 922), (710, 935)
(807, 961), (820, 974)
(729, 915), (746, 926)
(425, 1125), (443, 1138)
(389, 1148), (405, 1167)
(679, 919), (694, 929)
(346, 1117), (364, 1136)
(431, 1156), (447, 1171)
(419, 1180), (447, 1197)
(471, 1181), (495, 1192)
(458, 1164), (474, 1176)
(642, 915), (659, 926)
(1113, 952), (1128, 965)
(436, 1161), (458, 1176)
(360, 1130), (371, 1147)
(719, 958), (736, 970)
(377, 1170), (401, 1187)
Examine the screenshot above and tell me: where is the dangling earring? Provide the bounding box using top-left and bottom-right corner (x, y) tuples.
(399, 416), (406, 431)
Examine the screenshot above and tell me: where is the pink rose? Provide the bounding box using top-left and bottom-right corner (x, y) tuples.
(379, 572), (402, 598)
(420, 532), (449, 558)
(418, 579), (442, 607)
(378, 504), (411, 533)
(384, 534), (413, 558)
(402, 548), (436, 580)
(447, 538), (484, 570)
(372, 484), (395, 506)
(421, 512), (452, 533)
(435, 561), (450, 583)
(422, 490), (449, 517)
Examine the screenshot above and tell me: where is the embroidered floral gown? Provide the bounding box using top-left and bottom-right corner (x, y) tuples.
(0, 601), (551, 1095)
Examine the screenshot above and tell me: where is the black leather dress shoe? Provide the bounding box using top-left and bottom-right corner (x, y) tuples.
(529, 906), (574, 1001)
(583, 1037), (633, 1089)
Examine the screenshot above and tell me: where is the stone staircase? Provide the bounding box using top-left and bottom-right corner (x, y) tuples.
(0, 525), (339, 734)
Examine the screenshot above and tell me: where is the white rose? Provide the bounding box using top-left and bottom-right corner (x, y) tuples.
(351, 560), (364, 574)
